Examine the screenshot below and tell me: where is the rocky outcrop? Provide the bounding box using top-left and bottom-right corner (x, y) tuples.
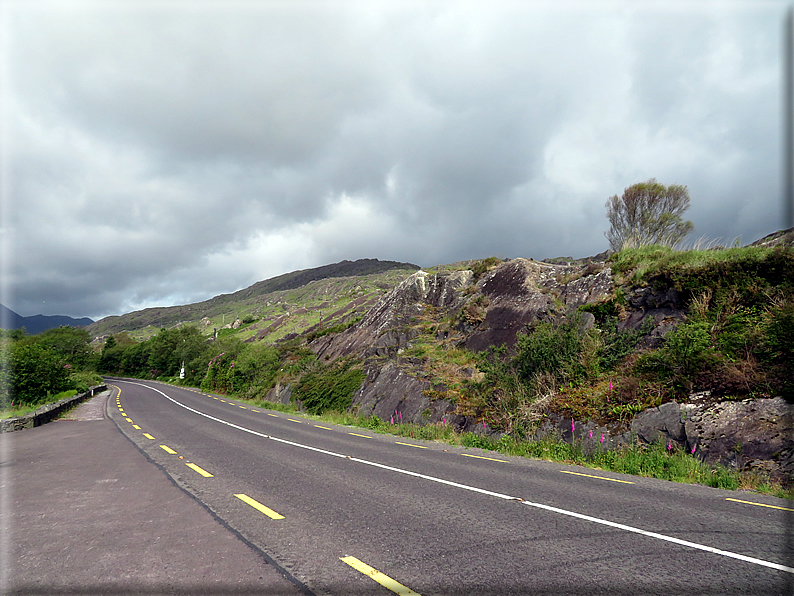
(620, 285), (686, 348)
(264, 383), (293, 405)
(351, 361), (457, 424)
(748, 227), (793, 248)
(311, 269), (474, 361)
(465, 259), (613, 351)
(631, 397), (793, 480)
(294, 250), (793, 481)
(531, 396), (793, 482)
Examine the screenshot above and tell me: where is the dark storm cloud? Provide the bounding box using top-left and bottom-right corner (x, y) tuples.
(2, 1), (787, 320)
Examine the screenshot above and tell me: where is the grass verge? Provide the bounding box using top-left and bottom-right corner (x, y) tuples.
(227, 390), (794, 500)
(0, 389), (79, 420)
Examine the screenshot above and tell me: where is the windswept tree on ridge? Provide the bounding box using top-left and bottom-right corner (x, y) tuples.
(605, 178), (694, 251)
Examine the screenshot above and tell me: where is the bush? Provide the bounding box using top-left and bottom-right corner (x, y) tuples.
(762, 298), (794, 398)
(7, 343), (72, 406)
(636, 320), (718, 395)
(514, 315), (598, 387)
(471, 257), (502, 280)
(294, 360), (365, 414)
(69, 370), (104, 393)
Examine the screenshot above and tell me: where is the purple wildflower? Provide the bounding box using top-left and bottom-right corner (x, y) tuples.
(600, 433), (605, 444)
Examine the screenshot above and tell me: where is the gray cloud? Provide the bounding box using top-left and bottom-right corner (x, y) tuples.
(3, 1), (787, 320)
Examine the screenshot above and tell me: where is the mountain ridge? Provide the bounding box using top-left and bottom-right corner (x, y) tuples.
(87, 258), (420, 339)
(0, 303), (94, 335)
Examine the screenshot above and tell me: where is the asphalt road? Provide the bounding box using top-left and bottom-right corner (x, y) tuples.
(107, 378), (794, 595)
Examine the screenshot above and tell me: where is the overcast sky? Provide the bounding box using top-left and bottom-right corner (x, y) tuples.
(1, 0), (789, 321)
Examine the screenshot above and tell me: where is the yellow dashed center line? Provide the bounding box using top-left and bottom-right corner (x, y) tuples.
(234, 494), (285, 519)
(287, 419), (301, 423)
(461, 453), (508, 463)
(395, 441), (427, 449)
(349, 433), (372, 439)
(340, 556), (421, 596)
(132, 425), (141, 430)
(239, 405), (247, 409)
(159, 445), (177, 455)
(125, 418), (133, 423)
(314, 425), (332, 430)
(142, 433), (155, 440)
(561, 470), (634, 484)
(186, 463), (213, 477)
(726, 498), (794, 512)
(267, 413), (278, 417)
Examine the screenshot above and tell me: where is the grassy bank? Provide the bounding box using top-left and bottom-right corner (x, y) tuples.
(241, 395), (793, 500)
(0, 389), (79, 419)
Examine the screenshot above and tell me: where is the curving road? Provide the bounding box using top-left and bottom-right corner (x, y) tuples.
(107, 378), (794, 596)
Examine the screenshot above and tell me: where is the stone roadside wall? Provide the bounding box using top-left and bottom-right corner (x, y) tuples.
(0, 385), (108, 433)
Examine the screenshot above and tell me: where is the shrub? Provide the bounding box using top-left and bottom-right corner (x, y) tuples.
(762, 297), (794, 398)
(636, 319), (718, 395)
(294, 360), (365, 414)
(514, 315), (597, 387)
(7, 343), (71, 406)
(471, 257), (502, 281)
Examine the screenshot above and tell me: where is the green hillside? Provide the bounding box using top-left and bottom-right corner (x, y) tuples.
(87, 259), (419, 342)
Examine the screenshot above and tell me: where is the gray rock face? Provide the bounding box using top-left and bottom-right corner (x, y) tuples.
(561, 267), (614, 308)
(264, 383), (293, 405)
(465, 259), (613, 351)
(312, 270), (474, 360)
(631, 401), (687, 444)
(631, 397), (794, 479)
(352, 361), (456, 425)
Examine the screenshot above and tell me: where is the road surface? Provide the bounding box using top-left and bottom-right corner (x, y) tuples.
(106, 378), (794, 595)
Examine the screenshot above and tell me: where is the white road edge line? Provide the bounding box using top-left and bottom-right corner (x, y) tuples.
(121, 380), (794, 575)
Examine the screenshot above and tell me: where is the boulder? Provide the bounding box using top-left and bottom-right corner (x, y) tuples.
(631, 397), (793, 480)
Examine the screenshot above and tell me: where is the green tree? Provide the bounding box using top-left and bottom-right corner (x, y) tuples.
(7, 343), (72, 406)
(34, 327), (93, 368)
(605, 179), (694, 251)
(147, 326), (208, 378)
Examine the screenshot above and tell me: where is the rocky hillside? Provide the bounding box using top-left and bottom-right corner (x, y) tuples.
(293, 230), (793, 481)
(97, 231), (793, 482)
(87, 258), (420, 341)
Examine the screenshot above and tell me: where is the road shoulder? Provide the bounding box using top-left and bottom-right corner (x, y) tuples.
(1, 390), (307, 595)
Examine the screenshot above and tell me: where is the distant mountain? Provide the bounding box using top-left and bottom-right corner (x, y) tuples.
(0, 304), (94, 335)
(87, 258), (421, 339)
